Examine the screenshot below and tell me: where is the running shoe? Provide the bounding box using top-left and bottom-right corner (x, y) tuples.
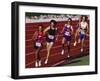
(39, 60), (41, 67)
(45, 59), (48, 64)
(61, 50), (64, 55)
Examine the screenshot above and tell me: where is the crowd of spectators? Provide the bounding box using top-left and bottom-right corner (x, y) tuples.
(25, 14), (89, 23)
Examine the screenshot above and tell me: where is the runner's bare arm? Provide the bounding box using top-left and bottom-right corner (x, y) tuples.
(32, 31), (37, 40)
(43, 26), (50, 35)
(86, 23), (89, 36)
(71, 26), (73, 35)
(61, 24), (66, 34)
(55, 28), (58, 40)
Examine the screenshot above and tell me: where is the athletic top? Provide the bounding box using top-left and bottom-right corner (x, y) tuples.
(48, 27), (57, 35)
(36, 31), (43, 42)
(80, 22), (87, 34)
(47, 26), (57, 40)
(63, 25), (72, 36)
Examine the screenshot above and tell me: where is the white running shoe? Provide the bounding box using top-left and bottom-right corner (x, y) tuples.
(45, 59), (48, 64)
(61, 50), (64, 55)
(81, 48), (83, 52)
(74, 41), (77, 46)
(35, 61), (38, 67)
(67, 54), (70, 58)
(39, 60), (41, 67)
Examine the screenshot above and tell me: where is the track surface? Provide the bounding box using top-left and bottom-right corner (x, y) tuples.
(25, 21), (90, 68)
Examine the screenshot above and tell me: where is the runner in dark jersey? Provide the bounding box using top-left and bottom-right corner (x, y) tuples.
(61, 18), (73, 58)
(43, 20), (58, 64)
(32, 25), (44, 67)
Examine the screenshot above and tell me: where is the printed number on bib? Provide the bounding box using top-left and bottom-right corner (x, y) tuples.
(81, 30), (85, 34)
(48, 35), (54, 39)
(65, 31), (70, 36)
(36, 42), (41, 47)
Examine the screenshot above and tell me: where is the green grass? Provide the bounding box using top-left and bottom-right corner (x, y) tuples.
(64, 55), (89, 66)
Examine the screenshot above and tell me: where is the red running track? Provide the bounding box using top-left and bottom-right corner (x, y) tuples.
(25, 21), (90, 68)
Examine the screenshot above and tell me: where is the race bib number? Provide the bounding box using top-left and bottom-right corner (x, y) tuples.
(65, 31), (70, 36)
(81, 30), (85, 34)
(48, 35), (54, 39)
(36, 42), (41, 47)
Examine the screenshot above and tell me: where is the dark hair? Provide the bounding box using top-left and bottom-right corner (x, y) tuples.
(50, 20), (57, 25)
(81, 15), (87, 22)
(38, 24), (43, 32)
(68, 18), (72, 22)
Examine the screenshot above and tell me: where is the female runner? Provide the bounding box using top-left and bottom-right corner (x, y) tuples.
(43, 20), (58, 64)
(61, 18), (73, 58)
(32, 25), (44, 67)
(73, 16), (89, 52)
